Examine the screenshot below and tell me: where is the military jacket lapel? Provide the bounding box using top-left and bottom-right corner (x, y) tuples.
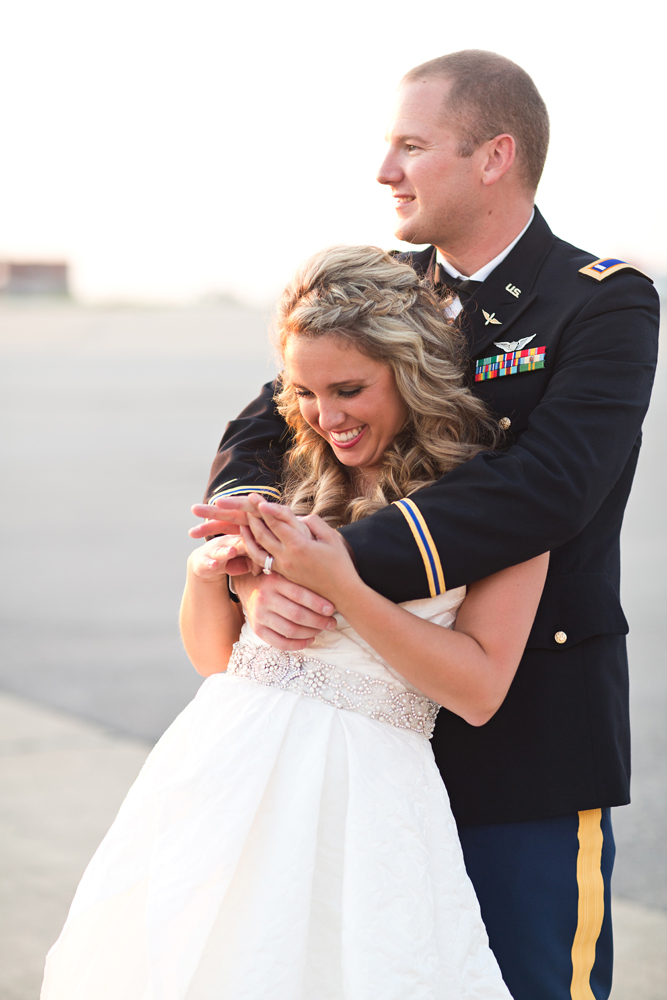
(462, 208), (556, 359)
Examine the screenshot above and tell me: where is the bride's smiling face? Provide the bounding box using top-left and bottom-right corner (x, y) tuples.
(284, 333), (408, 472)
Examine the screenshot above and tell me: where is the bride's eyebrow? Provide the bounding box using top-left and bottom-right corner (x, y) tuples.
(288, 378), (368, 391)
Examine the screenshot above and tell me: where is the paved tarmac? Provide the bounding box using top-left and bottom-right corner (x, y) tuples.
(2, 690), (665, 1000)
(0, 299), (665, 995)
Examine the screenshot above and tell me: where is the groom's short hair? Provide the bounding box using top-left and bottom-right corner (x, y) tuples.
(404, 50), (550, 194)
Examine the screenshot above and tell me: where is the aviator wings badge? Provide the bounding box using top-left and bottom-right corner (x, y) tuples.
(493, 335), (536, 353)
(482, 310), (502, 326)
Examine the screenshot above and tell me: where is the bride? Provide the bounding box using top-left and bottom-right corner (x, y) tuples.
(41, 246), (547, 999)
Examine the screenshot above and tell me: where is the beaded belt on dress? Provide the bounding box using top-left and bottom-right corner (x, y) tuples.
(227, 641), (440, 739)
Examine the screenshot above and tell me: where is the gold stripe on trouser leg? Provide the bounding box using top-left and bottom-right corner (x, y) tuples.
(570, 808), (605, 1000)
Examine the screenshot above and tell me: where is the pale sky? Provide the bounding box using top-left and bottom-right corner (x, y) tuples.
(2, 0), (665, 304)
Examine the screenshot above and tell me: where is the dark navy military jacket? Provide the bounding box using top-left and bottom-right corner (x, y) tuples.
(205, 208), (660, 826)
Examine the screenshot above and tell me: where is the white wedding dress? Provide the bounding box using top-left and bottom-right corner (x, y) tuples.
(41, 587), (512, 1000)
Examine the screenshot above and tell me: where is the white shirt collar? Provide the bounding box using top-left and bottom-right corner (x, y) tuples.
(435, 208), (535, 282)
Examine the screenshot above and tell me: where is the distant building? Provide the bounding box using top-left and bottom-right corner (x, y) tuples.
(0, 260), (70, 296)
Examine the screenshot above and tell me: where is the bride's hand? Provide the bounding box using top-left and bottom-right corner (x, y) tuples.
(188, 534), (252, 582)
(236, 494), (313, 573)
(189, 495), (261, 539)
(242, 500), (357, 605)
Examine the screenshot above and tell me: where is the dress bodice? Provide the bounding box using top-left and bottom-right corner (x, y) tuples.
(228, 587), (466, 738)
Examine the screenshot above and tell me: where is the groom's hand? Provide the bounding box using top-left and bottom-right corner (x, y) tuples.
(234, 572), (337, 650)
(189, 497), (255, 539)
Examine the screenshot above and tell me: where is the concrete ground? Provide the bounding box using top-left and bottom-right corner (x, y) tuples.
(0, 300), (665, 996)
(0, 693), (150, 1000)
(2, 690), (665, 1000)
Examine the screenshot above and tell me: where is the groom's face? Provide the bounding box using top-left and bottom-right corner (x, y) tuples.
(377, 77), (484, 252)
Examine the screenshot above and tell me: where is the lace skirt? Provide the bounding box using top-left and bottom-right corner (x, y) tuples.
(41, 666), (511, 1000)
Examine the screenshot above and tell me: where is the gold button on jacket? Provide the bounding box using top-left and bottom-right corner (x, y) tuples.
(554, 631), (567, 644)
(499, 416), (512, 430)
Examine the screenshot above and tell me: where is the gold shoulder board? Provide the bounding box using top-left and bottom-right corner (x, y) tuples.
(579, 258), (653, 283)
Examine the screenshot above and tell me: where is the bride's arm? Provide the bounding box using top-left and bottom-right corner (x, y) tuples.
(337, 554), (548, 727)
(179, 535), (248, 677)
(245, 500), (548, 727)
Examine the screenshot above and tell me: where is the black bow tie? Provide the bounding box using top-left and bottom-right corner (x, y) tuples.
(434, 263), (483, 302)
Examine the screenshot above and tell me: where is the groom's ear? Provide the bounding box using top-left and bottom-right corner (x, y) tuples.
(480, 133), (516, 188)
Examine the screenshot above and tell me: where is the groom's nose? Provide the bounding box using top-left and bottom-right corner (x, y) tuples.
(377, 147), (403, 186)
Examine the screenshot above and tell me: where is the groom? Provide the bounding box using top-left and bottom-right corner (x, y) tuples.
(196, 51), (659, 1000)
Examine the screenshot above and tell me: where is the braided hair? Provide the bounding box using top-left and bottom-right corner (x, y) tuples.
(274, 244), (500, 525)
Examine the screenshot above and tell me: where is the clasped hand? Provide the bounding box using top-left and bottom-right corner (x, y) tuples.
(191, 493), (353, 598)
(189, 494), (357, 649)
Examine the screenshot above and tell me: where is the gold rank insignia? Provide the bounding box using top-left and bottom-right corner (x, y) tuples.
(579, 258), (652, 282)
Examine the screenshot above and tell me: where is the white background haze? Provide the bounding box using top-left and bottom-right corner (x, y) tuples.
(1, 0), (664, 304)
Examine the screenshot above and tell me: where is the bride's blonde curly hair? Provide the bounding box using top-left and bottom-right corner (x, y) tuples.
(274, 244), (500, 525)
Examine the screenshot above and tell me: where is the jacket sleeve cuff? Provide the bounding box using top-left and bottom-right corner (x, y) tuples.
(208, 482), (282, 503)
(340, 500), (445, 603)
(391, 499), (446, 597)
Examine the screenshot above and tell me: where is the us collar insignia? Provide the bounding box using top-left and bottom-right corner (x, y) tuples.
(475, 345), (546, 382)
(579, 258), (652, 282)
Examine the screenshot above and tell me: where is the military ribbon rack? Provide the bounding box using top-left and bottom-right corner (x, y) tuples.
(475, 346), (546, 382)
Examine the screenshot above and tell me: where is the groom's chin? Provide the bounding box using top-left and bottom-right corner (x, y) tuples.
(394, 219), (427, 248)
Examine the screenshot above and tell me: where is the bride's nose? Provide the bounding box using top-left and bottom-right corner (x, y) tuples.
(317, 400), (347, 432)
